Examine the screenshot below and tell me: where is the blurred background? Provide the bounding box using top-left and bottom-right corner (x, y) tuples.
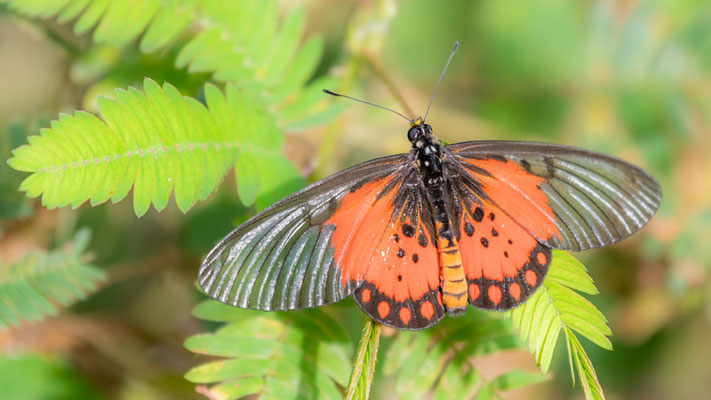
(1, 0), (710, 399)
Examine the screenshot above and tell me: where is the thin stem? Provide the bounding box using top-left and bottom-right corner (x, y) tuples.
(312, 54), (363, 180)
(312, 50), (416, 180)
(364, 52), (416, 119)
(345, 319), (382, 400)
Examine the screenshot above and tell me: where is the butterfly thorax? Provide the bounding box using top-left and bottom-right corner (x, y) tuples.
(408, 119), (443, 187)
(408, 120), (468, 316)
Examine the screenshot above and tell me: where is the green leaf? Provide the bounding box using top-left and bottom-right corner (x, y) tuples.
(565, 328), (606, 400)
(8, 79), (302, 216)
(0, 229), (105, 329)
(0, 353), (101, 399)
(185, 301), (353, 400)
(509, 250), (610, 399)
(545, 251), (598, 294)
(345, 320), (381, 400)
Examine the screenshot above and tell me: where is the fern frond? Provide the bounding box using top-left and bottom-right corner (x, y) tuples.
(1, 0), (341, 130)
(7, 78), (303, 216)
(0, 229), (105, 329)
(185, 300), (352, 400)
(509, 250), (610, 400)
(383, 312), (542, 400)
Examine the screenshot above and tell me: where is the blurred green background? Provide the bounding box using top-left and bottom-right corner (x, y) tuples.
(1, 0), (710, 399)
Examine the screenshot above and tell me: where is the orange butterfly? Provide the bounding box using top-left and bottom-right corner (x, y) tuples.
(198, 43), (661, 330)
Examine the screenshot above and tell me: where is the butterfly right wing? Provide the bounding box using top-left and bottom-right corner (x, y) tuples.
(199, 154), (409, 311)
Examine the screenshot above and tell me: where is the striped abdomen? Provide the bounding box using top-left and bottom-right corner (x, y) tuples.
(434, 219), (467, 315)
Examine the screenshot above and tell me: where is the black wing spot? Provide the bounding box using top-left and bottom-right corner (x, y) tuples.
(464, 222), (475, 237)
(393, 233), (400, 243)
(491, 228), (498, 237)
(397, 275), (403, 282)
(418, 232), (428, 247)
(402, 223), (416, 237)
(473, 207), (484, 222)
(508, 239), (513, 244)
(504, 251), (509, 258)
(481, 238), (489, 248)
(412, 253), (419, 263)
(489, 212), (495, 221)
(397, 248), (405, 258)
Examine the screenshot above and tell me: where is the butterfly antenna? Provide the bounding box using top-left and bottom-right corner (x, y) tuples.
(423, 41), (459, 123)
(322, 89), (413, 123)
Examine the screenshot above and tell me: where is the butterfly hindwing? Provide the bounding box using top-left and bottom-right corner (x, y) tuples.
(340, 170), (444, 330)
(451, 193), (552, 310)
(199, 154), (409, 311)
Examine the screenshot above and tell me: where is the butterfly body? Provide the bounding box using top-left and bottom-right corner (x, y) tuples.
(409, 119), (468, 316)
(200, 121), (661, 330)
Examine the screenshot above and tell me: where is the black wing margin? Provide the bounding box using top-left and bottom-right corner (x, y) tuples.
(199, 154), (408, 310)
(446, 141), (662, 251)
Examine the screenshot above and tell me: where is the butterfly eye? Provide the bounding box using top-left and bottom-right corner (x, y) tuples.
(407, 127), (419, 142)
(424, 124), (433, 134)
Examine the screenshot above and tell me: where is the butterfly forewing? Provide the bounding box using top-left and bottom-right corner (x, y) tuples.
(199, 154), (408, 310)
(445, 141), (662, 252)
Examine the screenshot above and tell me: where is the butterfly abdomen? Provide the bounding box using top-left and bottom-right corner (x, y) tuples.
(428, 190), (467, 315)
(435, 219), (468, 315)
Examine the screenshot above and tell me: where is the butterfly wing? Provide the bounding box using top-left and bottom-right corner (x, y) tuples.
(443, 141), (661, 310)
(199, 154), (408, 311)
(445, 141), (661, 251)
(344, 169), (444, 330)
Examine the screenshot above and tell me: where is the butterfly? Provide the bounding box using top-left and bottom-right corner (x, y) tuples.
(198, 44), (661, 330)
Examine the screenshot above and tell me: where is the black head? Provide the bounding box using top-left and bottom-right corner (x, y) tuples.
(407, 118), (434, 148)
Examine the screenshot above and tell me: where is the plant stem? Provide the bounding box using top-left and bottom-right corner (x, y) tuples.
(364, 52), (415, 118)
(345, 319), (382, 400)
(313, 55), (363, 180)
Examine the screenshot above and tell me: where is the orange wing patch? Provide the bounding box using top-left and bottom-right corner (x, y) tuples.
(459, 157), (561, 244)
(458, 199), (551, 310)
(326, 177), (397, 285)
(354, 215), (444, 329)
(325, 175), (444, 330)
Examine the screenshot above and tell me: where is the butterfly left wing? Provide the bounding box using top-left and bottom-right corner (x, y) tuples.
(199, 154), (409, 311)
(340, 169), (445, 330)
(442, 141), (661, 310)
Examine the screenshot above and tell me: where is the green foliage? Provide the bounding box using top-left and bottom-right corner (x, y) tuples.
(0, 353), (101, 399)
(0, 123), (31, 222)
(510, 250), (610, 399)
(0, 229), (105, 329)
(345, 320), (381, 400)
(185, 300), (353, 400)
(7, 79), (304, 216)
(0, 0), (344, 131)
(184, 254), (610, 400)
(382, 311), (546, 400)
